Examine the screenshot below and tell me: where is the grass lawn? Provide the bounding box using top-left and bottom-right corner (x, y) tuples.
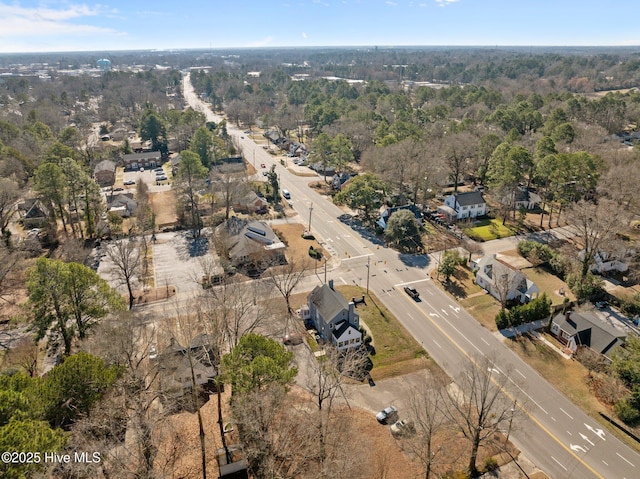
(335, 285), (431, 380)
(464, 218), (517, 242)
(520, 266), (575, 305)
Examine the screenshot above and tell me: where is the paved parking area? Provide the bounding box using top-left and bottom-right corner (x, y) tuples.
(122, 167), (173, 193)
(96, 231), (217, 296)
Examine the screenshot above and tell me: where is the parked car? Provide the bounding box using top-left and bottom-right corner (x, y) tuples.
(376, 406), (398, 424)
(124, 179), (135, 186)
(156, 175), (168, 181)
(390, 419), (415, 437)
(404, 286), (420, 300)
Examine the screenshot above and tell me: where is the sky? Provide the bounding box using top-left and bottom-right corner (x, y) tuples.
(0, 0), (639, 53)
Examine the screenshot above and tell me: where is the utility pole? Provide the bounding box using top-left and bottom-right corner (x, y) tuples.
(308, 203), (313, 232)
(366, 256), (371, 294)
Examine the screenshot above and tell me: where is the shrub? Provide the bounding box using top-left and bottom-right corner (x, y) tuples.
(308, 246), (322, 260)
(615, 398), (640, 425)
(484, 456), (499, 472)
(495, 294), (551, 329)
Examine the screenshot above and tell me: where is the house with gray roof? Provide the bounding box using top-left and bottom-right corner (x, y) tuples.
(219, 217), (286, 268)
(512, 187), (542, 210)
(473, 254), (539, 304)
(307, 279), (362, 351)
(93, 160), (117, 186)
(550, 310), (626, 358)
(444, 191), (486, 220)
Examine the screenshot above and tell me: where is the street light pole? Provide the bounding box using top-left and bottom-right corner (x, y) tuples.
(308, 203), (313, 232)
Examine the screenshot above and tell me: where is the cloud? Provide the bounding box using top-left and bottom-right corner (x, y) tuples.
(246, 36), (275, 47)
(0, 3), (120, 37)
(385, 1), (398, 6)
(302, 32), (308, 39)
(435, 0), (459, 7)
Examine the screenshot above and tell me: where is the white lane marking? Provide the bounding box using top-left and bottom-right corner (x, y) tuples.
(429, 313), (439, 317)
(340, 277), (347, 284)
(616, 453), (635, 467)
(579, 433), (594, 446)
(441, 309), (449, 316)
(449, 305), (460, 314)
(567, 430), (572, 436)
(570, 444), (586, 453)
(584, 424), (606, 440)
(481, 337), (490, 346)
(551, 456), (567, 471)
(342, 253), (373, 261)
(602, 460), (608, 466)
(433, 340), (442, 349)
(515, 368), (526, 379)
(551, 417), (556, 422)
(560, 408), (574, 420)
(396, 279), (430, 287)
(407, 313), (414, 320)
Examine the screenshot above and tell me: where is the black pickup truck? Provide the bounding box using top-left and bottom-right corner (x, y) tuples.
(404, 286), (420, 300)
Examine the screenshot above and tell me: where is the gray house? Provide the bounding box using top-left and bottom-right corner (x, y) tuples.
(307, 280), (362, 351)
(93, 160), (117, 186)
(550, 311), (626, 358)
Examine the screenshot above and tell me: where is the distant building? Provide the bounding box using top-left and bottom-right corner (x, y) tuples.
(97, 58), (111, 71)
(123, 151), (161, 170)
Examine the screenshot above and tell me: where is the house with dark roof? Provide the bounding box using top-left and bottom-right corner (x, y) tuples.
(123, 151), (161, 170)
(444, 191), (486, 220)
(512, 187), (542, 210)
(218, 217), (286, 268)
(473, 254), (539, 304)
(19, 199), (49, 228)
(93, 160), (117, 186)
(550, 311), (626, 358)
(107, 193), (137, 217)
(307, 279), (362, 351)
(156, 335), (218, 412)
(377, 204), (423, 229)
(233, 191), (269, 214)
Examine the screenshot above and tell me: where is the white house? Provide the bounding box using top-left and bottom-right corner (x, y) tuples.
(513, 187), (542, 210)
(307, 280), (362, 351)
(444, 191), (486, 220)
(578, 249), (632, 275)
(473, 254), (539, 304)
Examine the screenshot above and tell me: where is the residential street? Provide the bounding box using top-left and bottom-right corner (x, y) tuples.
(176, 72), (640, 478)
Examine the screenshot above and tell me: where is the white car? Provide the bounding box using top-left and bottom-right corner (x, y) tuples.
(376, 406), (398, 424)
(390, 419), (415, 437)
(124, 179), (136, 186)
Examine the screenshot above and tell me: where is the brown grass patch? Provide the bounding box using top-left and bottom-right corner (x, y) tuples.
(149, 190), (178, 227)
(272, 223), (330, 270)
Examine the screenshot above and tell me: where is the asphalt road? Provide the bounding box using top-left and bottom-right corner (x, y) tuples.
(182, 73), (640, 478)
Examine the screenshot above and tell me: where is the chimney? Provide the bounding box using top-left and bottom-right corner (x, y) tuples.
(349, 302), (355, 317)
(328, 279), (334, 290)
(565, 311), (571, 320)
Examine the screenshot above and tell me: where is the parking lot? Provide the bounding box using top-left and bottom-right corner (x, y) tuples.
(122, 167), (173, 193)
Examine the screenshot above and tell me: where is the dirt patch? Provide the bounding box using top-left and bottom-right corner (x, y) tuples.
(132, 285), (177, 305)
(149, 190), (178, 227)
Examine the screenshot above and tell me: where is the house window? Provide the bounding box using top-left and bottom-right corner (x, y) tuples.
(462, 206), (468, 210)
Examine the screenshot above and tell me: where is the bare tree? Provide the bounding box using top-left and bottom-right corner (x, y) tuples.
(231, 384), (318, 479)
(439, 354), (519, 477)
(0, 178), (20, 246)
(264, 255), (310, 320)
(405, 377), (452, 479)
(106, 238), (143, 310)
(210, 163), (249, 220)
(305, 346), (368, 467)
(567, 199), (627, 281)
